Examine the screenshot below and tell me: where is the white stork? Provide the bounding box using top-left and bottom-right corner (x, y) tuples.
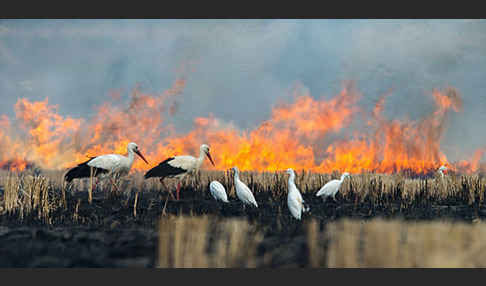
(209, 180), (229, 203)
(64, 142), (149, 183)
(286, 168), (309, 220)
(232, 166), (258, 208)
(316, 172), (350, 201)
(438, 165), (448, 177)
(144, 144), (215, 200)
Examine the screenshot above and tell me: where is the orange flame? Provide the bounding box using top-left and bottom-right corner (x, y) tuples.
(0, 78), (483, 175)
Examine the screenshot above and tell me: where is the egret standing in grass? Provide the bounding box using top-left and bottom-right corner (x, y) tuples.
(232, 166), (258, 208)
(438, 165), (448, 177)
(209, 180), (229, 203)
(286, 168), (309, 220)
(144, 144), (215, 200)
(316, 172), (350, 201)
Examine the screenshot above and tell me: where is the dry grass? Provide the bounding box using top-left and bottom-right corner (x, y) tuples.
(150, 170), (486, 204)
(308, 218), (486, 267)
(2, 168), (486, 267)
(1, 171), (59, 224)
(0, 168), (485, 225)
(157, 215), (263, 267)
(4, 172), (21, 213)
(3, 168), (483, 203)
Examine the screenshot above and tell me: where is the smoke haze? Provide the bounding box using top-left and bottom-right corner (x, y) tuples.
(1, 19), (485, 163)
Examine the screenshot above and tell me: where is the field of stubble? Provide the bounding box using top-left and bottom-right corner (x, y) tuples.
(0, 169), (486, 267)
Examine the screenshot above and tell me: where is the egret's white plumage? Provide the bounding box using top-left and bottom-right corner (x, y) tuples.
(209, 180), (229, 203)
(438, 165), (448, 177)
(316, 172), (350, 200)
(232, 167), (258, 208)
(144, 144), (215, 200)
(286, 168), (309, 220)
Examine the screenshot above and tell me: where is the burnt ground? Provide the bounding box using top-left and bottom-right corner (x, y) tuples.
(0, 181), (485, 267)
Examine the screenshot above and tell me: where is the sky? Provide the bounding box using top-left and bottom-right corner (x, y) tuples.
(0, 19), (485, 161)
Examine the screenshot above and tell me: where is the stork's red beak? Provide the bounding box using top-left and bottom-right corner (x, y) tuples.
(135, 150), (149, 164)
(206, 151), (215, 166)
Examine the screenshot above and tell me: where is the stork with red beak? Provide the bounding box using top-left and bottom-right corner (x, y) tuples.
(65, 142), (149, 183)
(144, 144), (215, 200)
(64, 142), (149, 202)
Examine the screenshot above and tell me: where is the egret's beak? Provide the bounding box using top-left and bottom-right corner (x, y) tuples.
(135, 150), (149, 164)
(206, 151), (215, 166)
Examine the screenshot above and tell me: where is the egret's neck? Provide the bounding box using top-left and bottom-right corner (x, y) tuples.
(288, 173), (295, 185)
(340, 175), (346, 182)
(233, 170), (240, 180)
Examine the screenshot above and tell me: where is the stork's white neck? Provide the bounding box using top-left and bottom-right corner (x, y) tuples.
(196, 149), (206, 169)
(126, 147), (135, 168)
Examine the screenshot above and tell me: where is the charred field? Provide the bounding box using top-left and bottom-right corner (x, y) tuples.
(0, 168), (486, 267)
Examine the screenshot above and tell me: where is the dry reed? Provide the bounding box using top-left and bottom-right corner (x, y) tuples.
(309, 218), (486, 267)
(6, 168), (481, 205)
(1, 172), (55, 224)
(1, 168), (486, 227)
(158, 215), (262, 267)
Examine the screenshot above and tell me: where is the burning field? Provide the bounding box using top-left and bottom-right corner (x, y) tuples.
(0, 167), (486, 267)
(2, 18), (486, 268)
(1, 77), (486, 267)
(0, 78), (484, 176)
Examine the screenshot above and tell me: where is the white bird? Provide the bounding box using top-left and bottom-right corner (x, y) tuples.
(64, 142), (149, 183)
(316, 172), (350, 201)
(286, 168), (309, 220)
(144, 144), (215, 200)
(232, 166), (258, 208)
(209, 180), (229, 203)
(438, 165), (448, 177)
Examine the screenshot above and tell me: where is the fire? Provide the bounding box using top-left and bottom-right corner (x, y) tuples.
(318, 87), (462, 174)
(0, 159), (32, 171)
(0, 78), (484, 175)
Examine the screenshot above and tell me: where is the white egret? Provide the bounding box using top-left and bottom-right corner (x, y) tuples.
(232, 166), (258, 208)
(286, 168), (309, 220)
(209, 180), (229, 203)
(316, 172), (350, 201)
(438, 165), (448, 177)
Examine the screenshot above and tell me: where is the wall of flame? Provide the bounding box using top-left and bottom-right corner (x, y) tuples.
(0, 77), (483, 174)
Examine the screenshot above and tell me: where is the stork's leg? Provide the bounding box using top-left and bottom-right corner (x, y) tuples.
(160, 178), (176, 201)
(190, 174), (196, 188)
(109, 176), (120, 193)
(176, 181), (181, 201)
(161, 191), (170, 216)
(187, 175), (195, 197)
(93, 177), (99, 191)
(89, 166), (94, 204)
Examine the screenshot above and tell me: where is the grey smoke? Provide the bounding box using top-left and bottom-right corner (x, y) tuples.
(0, 19), (485, 162)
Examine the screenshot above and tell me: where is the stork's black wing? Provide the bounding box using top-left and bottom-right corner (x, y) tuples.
(64, 157), (109, 182)
(144, 157), (186, 179)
